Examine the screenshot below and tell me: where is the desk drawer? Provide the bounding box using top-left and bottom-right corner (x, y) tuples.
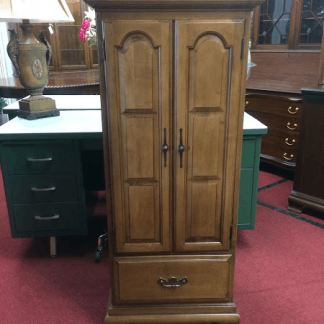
(10, 174), (78, 204)
(13, 202), (81, 233)
(113, 255), (231, 304)
(4, 142), (75, 174)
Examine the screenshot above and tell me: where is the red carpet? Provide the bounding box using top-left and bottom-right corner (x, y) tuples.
(0, 168), (323, 323)
(258, 179), (324, 226)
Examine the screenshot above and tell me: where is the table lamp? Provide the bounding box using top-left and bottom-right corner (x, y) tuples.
(0, 0), (74, 119)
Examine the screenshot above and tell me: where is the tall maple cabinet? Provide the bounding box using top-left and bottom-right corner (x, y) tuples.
(85, 1), (263, 323)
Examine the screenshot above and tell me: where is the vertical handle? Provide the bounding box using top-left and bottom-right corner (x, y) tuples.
(178, 128), (184, 168)
(162, 128), (168, 167)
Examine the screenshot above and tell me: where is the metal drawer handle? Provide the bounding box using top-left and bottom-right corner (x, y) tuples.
(31, 186), (56, 192)
(287, 122), (297, 130)
(158, 277), (188, 288)
(288, 106), (299, 114)
(245, 101), (249, 107)
(27, 157), (53, 162)
(285, 138), (296, 146)
(283, 153), (294, 161)
(35, 214), (60, 221)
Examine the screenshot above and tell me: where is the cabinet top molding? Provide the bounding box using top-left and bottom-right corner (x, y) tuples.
(84, 0), (264, 10)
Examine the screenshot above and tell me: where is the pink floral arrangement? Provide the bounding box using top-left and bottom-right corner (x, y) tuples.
(79, 9), (97, 46)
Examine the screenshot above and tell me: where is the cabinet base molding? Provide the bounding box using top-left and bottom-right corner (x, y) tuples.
(105, 298), (239, 323)
(104, 312), (240, 324)
(288, 190), (324, 214)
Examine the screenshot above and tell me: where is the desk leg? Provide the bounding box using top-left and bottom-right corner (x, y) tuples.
(50, 236), (57, 257)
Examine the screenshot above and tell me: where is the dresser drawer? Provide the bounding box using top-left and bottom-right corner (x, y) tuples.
(4, 142), (75, 175)
(9, 174), (78, 204)
(13, 202), (81, 233)
(264, 127), (299, 148)
(245, 95), (302, 118)
(113, 255), (231, 304)
(261, 140), (297, 164)
(246, 110), (301, 134)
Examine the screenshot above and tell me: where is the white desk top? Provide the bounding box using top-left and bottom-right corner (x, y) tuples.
(0, 111), (102, 137)
(0, 110), (266, 138)
(3, 95), (101, 111)
(243, 112), (267, 132)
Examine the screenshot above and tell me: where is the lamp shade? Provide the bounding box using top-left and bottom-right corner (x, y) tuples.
(0, 0), (74, 23)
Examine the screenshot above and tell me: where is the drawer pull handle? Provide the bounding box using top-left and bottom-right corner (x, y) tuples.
(162, 128), (168, 167)
(27, 157), (53, 162)
(283, 153), (294, 161)
(35, 214), (60, 221)
(31, 186), (56, 192)
(287, 122), (297, 130)
(157, 277), (188, 288)
(245, 101), (249, 107)
(288, 106), (299, 114)
(285, 138), (296, 146)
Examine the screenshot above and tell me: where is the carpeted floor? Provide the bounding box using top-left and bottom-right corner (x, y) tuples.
(0, 168), (323, 323)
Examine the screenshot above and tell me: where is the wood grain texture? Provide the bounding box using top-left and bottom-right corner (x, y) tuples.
(246, 52), (320, 93)
(319, 32), (324, 85)
(104, 20), (172, 254)
(113, 255), (232, 304)
(87, 0), (259, 321)
(175, 20), (244, 252)
(245, 91), (302, 170)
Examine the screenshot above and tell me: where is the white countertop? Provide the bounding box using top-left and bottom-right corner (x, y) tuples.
(3, 95), (101, 111)
(243, 112), (267, 131)
(0, 110), (102, 135)
(0, 109), (266, 136)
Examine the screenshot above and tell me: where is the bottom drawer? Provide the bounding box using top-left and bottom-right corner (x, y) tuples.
(13, 202), (81, 234)
(113, 255), (232, 304)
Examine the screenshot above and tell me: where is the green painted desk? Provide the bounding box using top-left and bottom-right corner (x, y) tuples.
(0, 100), (267, 255)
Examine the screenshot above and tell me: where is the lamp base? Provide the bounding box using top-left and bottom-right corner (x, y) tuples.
(18, 96), (60, 120)
(17, 109), (60, 120)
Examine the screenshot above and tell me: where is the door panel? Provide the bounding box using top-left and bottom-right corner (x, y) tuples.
(175, 20), (245, 251)
(105, 20), (172, 253)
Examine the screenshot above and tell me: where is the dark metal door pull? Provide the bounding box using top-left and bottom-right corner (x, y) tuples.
(178, 128), (184, 168)
(162, 128), (168, 167)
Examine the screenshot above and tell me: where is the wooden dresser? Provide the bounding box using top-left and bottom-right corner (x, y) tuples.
(85, 0), (263, 323)
(288, 87), (324, 214)
(245, 91), (303, 170)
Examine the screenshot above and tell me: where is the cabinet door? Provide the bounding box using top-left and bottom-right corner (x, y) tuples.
(104, 20), (172, 253)
(175, 20), (245, 252)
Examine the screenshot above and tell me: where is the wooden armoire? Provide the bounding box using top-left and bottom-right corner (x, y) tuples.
(85, 0), (263, 323)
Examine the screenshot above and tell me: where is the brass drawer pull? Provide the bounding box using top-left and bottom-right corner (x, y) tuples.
(287, 122), (297, 130)
(283, 153), (294, 161)
(288, 106), (299, 114)
(158, 277), (188, 288)
(27, 157), (53, 162)
(35, 214), (60, 221)
(285, 138), (296, 146)
(245, 101), (249, 107)
(31, 186), (56, 192)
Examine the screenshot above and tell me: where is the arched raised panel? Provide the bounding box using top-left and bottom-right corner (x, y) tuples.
(105, 20), (171, 254)
(189, 33), (230, 111)
(175, 20), (244, 252)
(118, 33), (159, 112)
